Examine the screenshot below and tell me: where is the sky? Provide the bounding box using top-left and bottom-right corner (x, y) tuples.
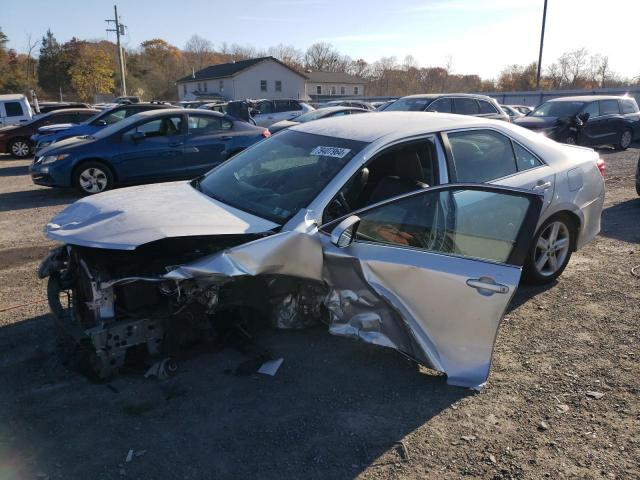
(2, 0), (639, 79)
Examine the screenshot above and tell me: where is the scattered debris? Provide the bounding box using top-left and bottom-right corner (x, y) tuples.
(586, 391), (605, 399)
(461, 435), (477, 442)
(395, 441), (410, 460)
(538, 421), (549, 431)
(135, 450), (147, 457)
(556, 404), (570, 413)
(257, 358), (284, 376)
(488, 454), (497, 464)
(125, 449), (134, 463)
(144, 358), (177, 380)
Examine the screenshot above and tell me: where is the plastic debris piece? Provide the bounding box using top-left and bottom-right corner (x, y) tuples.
(125, 449), (133, 463)
(586, 391), (605, 399)
(257, 358), (284, 376)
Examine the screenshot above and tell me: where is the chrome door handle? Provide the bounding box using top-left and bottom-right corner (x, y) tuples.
(532, 181), (551, 191)
(466, 278), (510, 295)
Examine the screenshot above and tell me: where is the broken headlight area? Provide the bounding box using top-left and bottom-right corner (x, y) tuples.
(40, 236), (327, 380)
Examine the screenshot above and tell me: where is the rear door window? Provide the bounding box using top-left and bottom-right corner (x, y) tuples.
(454, 98), (480, 115)
(4, 102), (24, 117)
(187, 115), (223, 135)
(513, 142), (543, 171)
(427, 98), (452, 113)
(448, 130), (518, 182)
(599, 100), (620, 115)
(257, 101), (274, 114)
(97, 109), (126, 125)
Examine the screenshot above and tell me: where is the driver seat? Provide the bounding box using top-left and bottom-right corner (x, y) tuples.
(368, 151), (428, 204)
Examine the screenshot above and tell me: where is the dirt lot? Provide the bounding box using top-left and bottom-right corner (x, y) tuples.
(0, 146), (638, 480)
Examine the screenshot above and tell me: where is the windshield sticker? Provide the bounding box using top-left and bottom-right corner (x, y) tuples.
(311, 146), (351, 159)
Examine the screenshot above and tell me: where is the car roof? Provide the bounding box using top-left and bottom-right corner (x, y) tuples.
(0, 94), (26, 101)
(547, 95), (627, 102)
(131, 108), (226, 118)
(399, 93), (495, 100)
(292, 111), (498, 142)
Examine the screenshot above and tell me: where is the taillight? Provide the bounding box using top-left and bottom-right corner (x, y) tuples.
(596, 157), (605, 177)
(262, 130), (271, 138)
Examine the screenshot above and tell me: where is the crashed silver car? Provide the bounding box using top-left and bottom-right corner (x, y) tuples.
(39, 113), (605, 388)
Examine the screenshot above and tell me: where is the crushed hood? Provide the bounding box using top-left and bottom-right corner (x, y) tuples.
(45, 181), (280, 250)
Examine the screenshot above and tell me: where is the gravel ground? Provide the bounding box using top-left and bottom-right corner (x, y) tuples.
(0, 146), (638, 480)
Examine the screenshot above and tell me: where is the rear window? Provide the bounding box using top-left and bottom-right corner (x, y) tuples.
(454, 98), (480, 115)
(385, 97), (430, 112)
(478, 100), (498, 114)
(4, 102), (24, 117)
(621, 98), (639, 114)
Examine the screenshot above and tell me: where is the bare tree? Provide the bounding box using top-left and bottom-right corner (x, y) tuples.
(25, 33), (37, 87)
(304, 42), (348, 72)
(184, 35), (214, 71)
(267, 44), (303, 69)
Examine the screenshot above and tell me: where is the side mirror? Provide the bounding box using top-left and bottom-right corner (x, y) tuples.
(578, 112), (590, 123)
(330, 215), (360, 248)
(131, 131), (145, 142)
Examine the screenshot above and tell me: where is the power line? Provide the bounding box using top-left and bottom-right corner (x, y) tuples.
(536, 0), (548, 90)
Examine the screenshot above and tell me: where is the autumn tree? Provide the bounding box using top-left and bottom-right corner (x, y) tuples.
(304, 42), (350, 72)
(184, 35), (217, 71)
(38, 30), (69, 97)
(69, 43), (115, 101)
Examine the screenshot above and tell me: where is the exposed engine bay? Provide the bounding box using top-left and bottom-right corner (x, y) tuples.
(39, 235), (327, 380)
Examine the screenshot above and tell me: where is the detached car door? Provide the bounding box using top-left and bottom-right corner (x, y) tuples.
(320, 184), (542, 388)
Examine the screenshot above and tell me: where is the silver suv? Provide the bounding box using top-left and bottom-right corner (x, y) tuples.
(384, 93), (510, 122)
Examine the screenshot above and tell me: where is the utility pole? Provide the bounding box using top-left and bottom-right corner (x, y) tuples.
(535, 0), (548, 90)
(106, 5), (127, 96)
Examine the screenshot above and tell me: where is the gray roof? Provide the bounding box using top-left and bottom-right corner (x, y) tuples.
(306, 71), (365, 84)
(547, 95), (627, 102)
(177, 56), (307, 83)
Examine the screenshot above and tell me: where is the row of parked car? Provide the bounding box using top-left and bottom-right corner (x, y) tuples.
(0, 92), (637, 198)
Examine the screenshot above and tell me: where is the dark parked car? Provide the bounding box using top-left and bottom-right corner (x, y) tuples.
(635, 154), (640, 196)
(30, 109), (271, 194)
(32, 103), (173, 153)
(383, 93), (510, 121)
(514, 96), (640, 150)
(0, 108), (99, 158)
(268, 106), (367, 133)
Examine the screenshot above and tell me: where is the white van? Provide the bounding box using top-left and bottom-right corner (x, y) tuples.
(0, 94), (34, 127)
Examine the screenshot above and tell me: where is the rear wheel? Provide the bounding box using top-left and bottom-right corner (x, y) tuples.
(616, 129), (632, 151)
(73, 161), (114, 195)
(523, 214), (575, 284)
(9, 138), (32, 158)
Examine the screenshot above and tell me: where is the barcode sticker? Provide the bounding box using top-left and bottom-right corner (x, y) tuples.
(310, 146), (351, 159)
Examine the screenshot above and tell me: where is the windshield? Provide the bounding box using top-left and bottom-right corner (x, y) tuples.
(82, 109), (107, 125)
(384, 97), (431, 112)
(531, 101), (585, 117)
(293, 109), (333, 123)
(197, 130), (368, 224)
(90, 112), (147, 140)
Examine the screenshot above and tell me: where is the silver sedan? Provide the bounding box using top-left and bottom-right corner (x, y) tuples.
(39, 112), (605, 388)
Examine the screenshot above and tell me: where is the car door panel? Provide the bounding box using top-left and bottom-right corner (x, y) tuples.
(320, 184), (543, 388)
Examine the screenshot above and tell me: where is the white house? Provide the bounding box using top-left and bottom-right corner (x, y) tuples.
(176, 57), (308, 101)
(305, 71), (367, 99)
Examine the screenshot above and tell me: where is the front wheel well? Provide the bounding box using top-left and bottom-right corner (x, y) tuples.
(71, 159), (117, 184)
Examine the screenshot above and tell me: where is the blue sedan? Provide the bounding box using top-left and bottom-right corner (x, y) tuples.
(30, 109), (271, 194)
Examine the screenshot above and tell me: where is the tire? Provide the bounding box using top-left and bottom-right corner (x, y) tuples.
(523, 214), (575, 284)
(564, 135), (577, 145)
(615, 128), (632, 151)
(73, 161), (114, 195)
(9, 138), (33, 158)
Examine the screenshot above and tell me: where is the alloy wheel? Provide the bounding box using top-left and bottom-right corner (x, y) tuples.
(78, 167), (108, 194)
(11, 141), (30, 157)
(620, 130), (632, 149)
(534, 221), (570, 277)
